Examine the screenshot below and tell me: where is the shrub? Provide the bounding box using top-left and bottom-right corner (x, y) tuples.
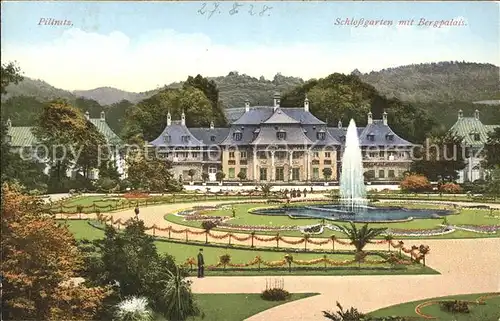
(439, 183), (462, 194)
(261, 288), (290, 301)
(440, 300), (470, 313)
(215, 171), (225, 182)
(115, 297), (153, 321)
(400, 174), (431, 193)
(219, 254), (231, 270)
(201, 172), (209, 182)
(323, 302), (365, 320)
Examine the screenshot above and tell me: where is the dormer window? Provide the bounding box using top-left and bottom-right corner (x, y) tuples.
(340, 135), (346, 143)
(367, 134), (375, 141)
(233, 132), (242, 141)
(471, 133), (480, 141)
(386, 134), (394, 141)
(181, 135), (190, 143)
(210, 135), (216, 142)
(164, 135), (171, 143)
(277, 130), (286, 140)
(317, 132), (326, 140)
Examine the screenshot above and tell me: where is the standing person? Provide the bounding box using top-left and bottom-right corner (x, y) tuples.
(303, 188), (307, 198)
(197, 248), (205, 278)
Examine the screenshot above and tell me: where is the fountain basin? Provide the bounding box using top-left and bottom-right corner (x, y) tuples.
(251, 205), (453, 223)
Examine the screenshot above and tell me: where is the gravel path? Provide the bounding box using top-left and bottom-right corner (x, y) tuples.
(75, 197), (500, 320)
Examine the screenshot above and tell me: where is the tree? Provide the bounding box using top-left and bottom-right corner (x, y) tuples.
(260, 183), (273, 197)
(400, 174), (432, 193)
(322, 167), (332, 180)
(188, 169), (196, 182)
(411, 131), (466, 181)
(33, 100), (107, 190)
(237, 170), (247, 181)
(215, 170), (225, 182)
(334, 222), (387, 253)
(183, 74), (227, 126)
(483, 128), (500, 169)
(162, 265), (200, 321)
(201, 220), (217, 243)
(126, 150), (183, 192)
(1, 61), (24, 95)
(201, 172), (209, 182)
(1, 183), (108, 320)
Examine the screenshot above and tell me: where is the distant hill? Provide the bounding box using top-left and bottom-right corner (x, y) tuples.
(72, 87), (151, 105)
(3, 77), (75, 102)
(357, 61), (500, 103)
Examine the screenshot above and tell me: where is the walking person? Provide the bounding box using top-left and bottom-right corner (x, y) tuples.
(197, 248), (205, 278)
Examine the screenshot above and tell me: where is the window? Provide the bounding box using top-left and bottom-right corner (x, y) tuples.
(398, 152), (406, 159)
(388, 170), (395, 178)
(210, 135), (216, 142)
(240, 151), (247, 159)
(228, 168), (235, 179)
(259, 168), (267, 180)
(182, 135), (190, 143)
(324, 160), (331, 165)
(367, 134), (375, 141)
(325, 152), (331, 158)
(228, 160), (236, 165)
(275, 167), (284, 181)
(379, 170), (385, 178)
(312, 168), (319, 179)
(229, 152), (235, 159)
(316, 132), (326, 140)
(191, 152), (199, 158)
(386, 134), (394, 141)
(275, 151), (286, 159)
(292, 168), (300, 181)
(239, 168), (247, 178)
(473, 133), (480, 141)
(164, 135), (171, 143)
(277, 131), (287, 140)
(368, 152), (378, 158)
(313, 152), (319, 158)
(312, 160), (320, 165)
(240, 159), (247, 165)
(233, 132), (242, 141)
(258, 151), (267, 159)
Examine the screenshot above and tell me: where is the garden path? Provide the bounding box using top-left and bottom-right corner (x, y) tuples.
(75, 197), (500, 320)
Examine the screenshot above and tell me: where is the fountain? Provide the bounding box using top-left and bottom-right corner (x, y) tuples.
(253, 119), (454, 222)
(339, 119), (368, 213)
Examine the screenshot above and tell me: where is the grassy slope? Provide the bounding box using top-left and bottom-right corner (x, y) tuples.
(62, 221), (436, 276)
(369, 293), (500, 321)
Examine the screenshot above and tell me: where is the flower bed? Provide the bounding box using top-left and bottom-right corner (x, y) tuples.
(384, 227), (456, 237)
(444, 224), (500, 234)
(217, 222), (297, 232)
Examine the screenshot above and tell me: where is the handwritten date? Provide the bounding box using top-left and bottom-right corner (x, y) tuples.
(198, 2), (272, 19)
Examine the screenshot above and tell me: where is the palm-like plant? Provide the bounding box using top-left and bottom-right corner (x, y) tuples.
(322, 301), (365, 321)
(115, 296), (153, 321)
(384, 234), (394, 252)
(260, 183), (273, 197)
(219, 254), (231, 270)
(201, 220), (217, 244)
(418, 244), (430, 266)
(334, 222), (387, 252)
(162, 265), (200, 321)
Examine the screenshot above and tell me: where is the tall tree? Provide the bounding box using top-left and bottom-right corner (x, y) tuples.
(1, 183), (109, 320)
(411, 131), (466, 181)
(183, 74), (227, 126)
(483, 128), (500, 169)
(1, 61), (24, 95)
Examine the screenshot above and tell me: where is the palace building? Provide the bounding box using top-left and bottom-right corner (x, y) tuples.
(448, 109), (500, 183)
(149, 93), (416, 183)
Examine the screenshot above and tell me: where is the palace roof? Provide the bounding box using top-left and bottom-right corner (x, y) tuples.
(449, 111), (499, 147)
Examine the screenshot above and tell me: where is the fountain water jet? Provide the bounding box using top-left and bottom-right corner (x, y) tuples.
(339, 119), (368, 213)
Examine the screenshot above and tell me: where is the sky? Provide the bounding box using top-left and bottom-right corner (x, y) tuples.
(1, 1), (498, 92)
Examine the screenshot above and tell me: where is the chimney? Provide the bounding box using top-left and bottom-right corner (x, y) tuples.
(100, 111), (105, 121)
(167, 111), (171, 126)
(273, 92), (280, 111)
(367, 112), (373, 125)
(181, 110), (186, 126)
(210, 120), (214, 129)
(338, 120), (342, 129)
(304, 95), (309, 112)
(458, 109), (463, 119)
(383, 111), (388, 126)
(474, 109), (480, 120)
(85, 111), (90, 120)
(245, 99), (250, 112)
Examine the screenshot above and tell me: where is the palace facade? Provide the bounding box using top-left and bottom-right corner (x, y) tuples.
(149, 93), (415, 183)
(448, 109), (499, 183)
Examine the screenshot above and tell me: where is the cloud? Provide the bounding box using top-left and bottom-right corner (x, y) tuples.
(1, 24), (496, 92)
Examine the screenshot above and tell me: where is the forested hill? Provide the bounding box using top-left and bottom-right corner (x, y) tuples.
(2, 78), (76, 102)
(357, 61), (500, 103)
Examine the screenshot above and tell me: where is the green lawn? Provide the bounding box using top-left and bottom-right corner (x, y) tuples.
(156, 293), (317, 321)
(61, 220), (436, 276)
(165, 202), (500, 239)
(369, 293), (500, 320)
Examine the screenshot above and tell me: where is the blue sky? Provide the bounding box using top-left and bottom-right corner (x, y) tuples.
(1, 1), (498, 92)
